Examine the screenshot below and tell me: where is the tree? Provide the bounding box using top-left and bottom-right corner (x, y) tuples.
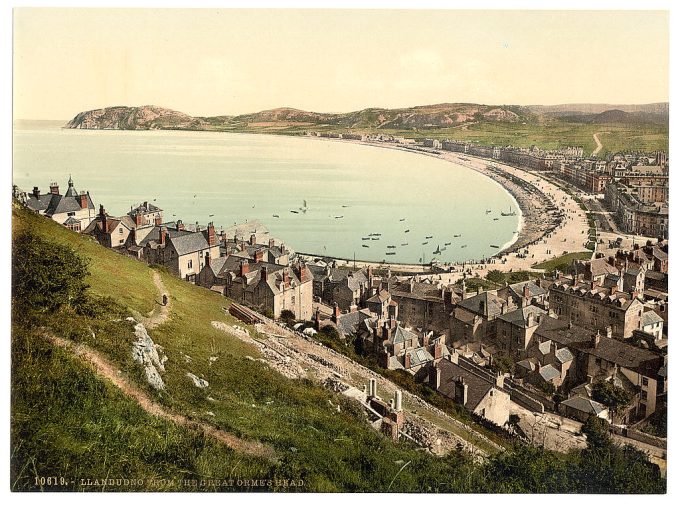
(485, 269), (505, 285)
(279, 309), (296, 326)
(581, 415), (611, 449)
(12, 231), (90, 313)
(591, 380), (632, 416)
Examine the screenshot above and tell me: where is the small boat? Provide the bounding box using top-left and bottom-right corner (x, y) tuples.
(490, 244), (500, 248)
(290, 210), (299, 214)
(399, 218), (406, 222)
(433, 245), (441, 255)
(335, 215), (344, 219)
(387, 245), (396, 249)
(444, 242), (451, 246)
(362, 237), (370, 241)
(422, 241), (429, 245)
(404, 229), (410, 233)
(493, 218), (499, 221)
(461, 245), (467, 248)
(426, 235), (433, 239)
(209, 214), (214, 217)
(300, 199), (309, 212)
(342, 205), (349, 208)
(272, 214), (280, 218)
(453, 234), (461, 237)
(386, 252), (396, 256)
(374, 233), (382, 236)
(401, 243), (408, 246)
(485, 210), (491, 214)
(362, 244), (369, 248)
(501, 206), (516, 217)
(371, 237), (380, 241)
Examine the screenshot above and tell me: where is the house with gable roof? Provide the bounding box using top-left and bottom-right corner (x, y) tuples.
(24, 177), (96, 231)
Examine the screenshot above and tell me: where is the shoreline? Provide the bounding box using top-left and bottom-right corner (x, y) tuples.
(54, 126), (590, 274)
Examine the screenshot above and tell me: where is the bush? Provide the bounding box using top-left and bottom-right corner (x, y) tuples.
(280, 309), (296, 326)
(12, 230), (90, 313)
(592, 380), (632, 415)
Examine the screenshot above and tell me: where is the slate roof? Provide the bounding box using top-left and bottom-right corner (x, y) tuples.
(538, 340), (552, 356)
(128, 201), (162, 216)
(584, 258), (620, 278)
(555, 347), (574, 364)
(550, 279), (639, 310)
(367, 290), (391, 304)
(405, 347), (434, 368)
(508, 280), (546, 299)
(535, 318), (662, 376)
(641, 311), (664, 327)
(538, 364), (560, 382)
(456, 291), (506, 318)
(389, 279), (456, 303)
(517, 358), (537, 372)
(44, 192), (95, 216)
(207, 256), (228, 276)
(435, 359), (496, 410)
(390, 326), (419, 346)
(498, 305), (547, 328)
(335, 309), (374, 337)
(26, 193), (53, 212)
(561, 396), (607, 416)
(169, 231), (213, 256)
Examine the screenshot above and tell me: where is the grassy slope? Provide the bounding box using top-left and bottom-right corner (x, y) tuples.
(12, 205), (488, 492)
(532, 251), (593, 273)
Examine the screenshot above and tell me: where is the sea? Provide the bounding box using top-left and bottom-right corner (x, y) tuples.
(13, 120), (521, 265)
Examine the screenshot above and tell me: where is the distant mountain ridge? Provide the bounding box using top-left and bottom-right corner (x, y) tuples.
(65, 101), (669, 131)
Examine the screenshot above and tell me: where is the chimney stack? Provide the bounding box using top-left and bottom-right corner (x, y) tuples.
(134, 212), (143, 227)
(455, 378), (468, 406)
(176, 219), (185, 231)
(429, 366), (441, 389)
(331, 303), (341, 323)
(155, 215), (162, 226)
(240, 259), (249, 277)
(495, 372), (505, 389)
(79, 192), (88, 209)
(207, 222), (216, 246)
(260, 266), (268, 282)
(592, 331), (601, 348)
(368, 378), (377, 398)
(250, 233), (257, 246)
(159, 227), (167, 246)
(605, 326), (613, 339)
(205, 252), (211, 267)
(394, 390), (402, 412)
(32, 186), (40, 198)
(449, 350), (459, 365)
(268, 238), (275, 249)
(49, 182), (59, 195)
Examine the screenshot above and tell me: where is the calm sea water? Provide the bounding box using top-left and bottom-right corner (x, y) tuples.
(13, 121), (520, 264)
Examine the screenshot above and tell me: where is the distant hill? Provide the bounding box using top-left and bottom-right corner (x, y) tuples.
(65, 105), (204, 130)
(65, 103), (535, 131)
(65, 102), (669, 134)
(559, 108), (668, 126)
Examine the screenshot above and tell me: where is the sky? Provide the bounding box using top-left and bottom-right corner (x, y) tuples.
(13, 8), (670, 119)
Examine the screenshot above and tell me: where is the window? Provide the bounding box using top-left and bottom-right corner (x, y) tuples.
(67, 211), (76, 217)
(188, 259), (193, 269)
(642, 377), (649, 387)
(119, 228), (123, 234)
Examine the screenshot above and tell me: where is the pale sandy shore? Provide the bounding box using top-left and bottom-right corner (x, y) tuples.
(297, 138), (592, 282)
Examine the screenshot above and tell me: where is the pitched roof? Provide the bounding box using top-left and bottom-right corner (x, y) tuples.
(560, 396), (607, 415)
(405, 347), (434, 368)
(390, 326), (419, 346)
(367, 290), (391, 304)
(26, 193), (53, 212)
(498, 305), (547, 327)
(435, 359), (496, 410)
(555, 347), (574, 364)
(508, 280), (546, 299)
(535, 318), (662, 376)
(456, 291), (506, 318)
(538, 364), (560, 382)
(44, 193), (95, 216)
(641, 311), (664, 327)
(128, 201), (162, 216)
(335, 309), (374, 337)
(169, 232), (211, 256)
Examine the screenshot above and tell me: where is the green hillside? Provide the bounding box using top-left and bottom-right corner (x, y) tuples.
(10, 204), (666, 492)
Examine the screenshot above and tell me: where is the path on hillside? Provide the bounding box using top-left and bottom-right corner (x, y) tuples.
(143, 271), (171, 329)
(592, 132), (604, 156)
(43, 331), (276, 461)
